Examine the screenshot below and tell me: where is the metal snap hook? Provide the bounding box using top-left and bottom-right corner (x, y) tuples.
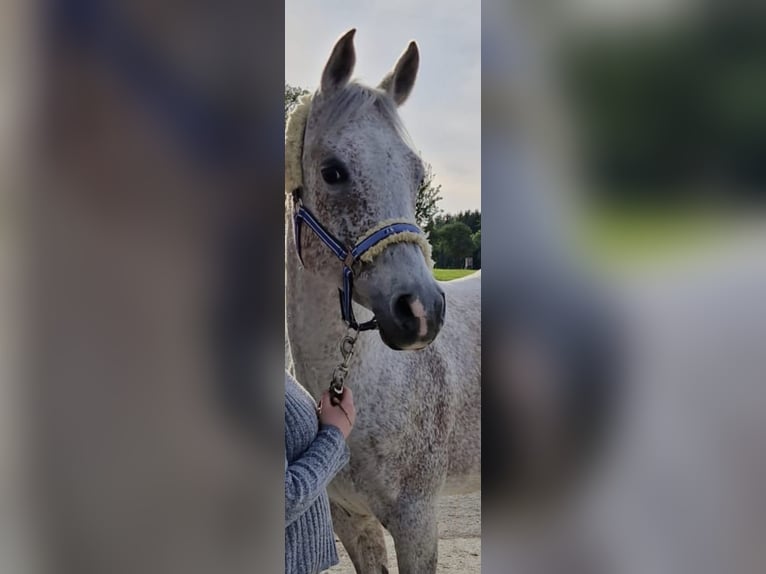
(340, 336), (356, 359)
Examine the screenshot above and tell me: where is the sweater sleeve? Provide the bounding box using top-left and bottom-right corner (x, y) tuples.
(285, 424), (350, 527)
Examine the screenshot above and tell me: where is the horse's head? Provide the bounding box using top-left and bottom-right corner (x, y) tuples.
(298, 29), (445, 350)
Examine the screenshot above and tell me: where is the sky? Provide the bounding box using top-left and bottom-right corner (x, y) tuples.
(285, 0), (481, 214)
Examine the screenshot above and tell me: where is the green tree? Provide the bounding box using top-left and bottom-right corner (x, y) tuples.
(432, 210), (480, 234)
(417, 162), (443, 230)
(471, 229), (481, 268)
(434, 222), (474, 268)
(285, 84), (309, 120)
(462, 210), (482, 234)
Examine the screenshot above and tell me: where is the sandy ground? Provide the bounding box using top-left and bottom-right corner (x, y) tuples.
(327, 492), (481, 573)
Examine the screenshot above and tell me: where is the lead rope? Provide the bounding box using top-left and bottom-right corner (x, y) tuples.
(317, 326), (359, 426)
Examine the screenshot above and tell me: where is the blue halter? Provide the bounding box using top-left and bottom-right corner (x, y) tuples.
(291, 188), (424, 331)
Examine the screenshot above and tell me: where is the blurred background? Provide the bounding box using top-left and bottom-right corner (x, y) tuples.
(2, 1), (286, 573)
(2, 0), (766, 573)
(483, 1), (766, 574)
(564, 0), (766, 268)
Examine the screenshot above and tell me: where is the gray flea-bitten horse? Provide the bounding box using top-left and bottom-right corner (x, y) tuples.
(285, 29), (481, 573)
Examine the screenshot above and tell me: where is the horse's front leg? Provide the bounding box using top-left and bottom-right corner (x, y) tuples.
(330, 500), (389, 574)
(386, 495), (438, 574)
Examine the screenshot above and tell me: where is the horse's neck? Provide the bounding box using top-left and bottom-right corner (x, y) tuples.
(285, 222), (353, 398)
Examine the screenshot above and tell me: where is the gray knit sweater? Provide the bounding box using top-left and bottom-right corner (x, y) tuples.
(285, 372), (350, 574)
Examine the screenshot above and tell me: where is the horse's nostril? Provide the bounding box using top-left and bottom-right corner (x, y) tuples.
(394, 294), (415, 320)
(392, 293), (430, 339)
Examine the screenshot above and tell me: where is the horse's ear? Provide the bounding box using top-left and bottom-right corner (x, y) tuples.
(379, 41), (419, 106)
(320, 29), (356, 94)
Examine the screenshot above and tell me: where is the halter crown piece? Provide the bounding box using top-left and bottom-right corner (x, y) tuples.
(285, 93), (433, 331)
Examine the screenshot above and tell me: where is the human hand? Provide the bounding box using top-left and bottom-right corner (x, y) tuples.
(318, 387), (356, 438)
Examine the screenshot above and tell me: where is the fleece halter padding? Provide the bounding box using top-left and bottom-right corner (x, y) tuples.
(285, 92), (433, 330)
(353, 218), (432, 266)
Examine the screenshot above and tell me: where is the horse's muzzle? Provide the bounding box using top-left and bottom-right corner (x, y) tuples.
(376, 284), (446, 350)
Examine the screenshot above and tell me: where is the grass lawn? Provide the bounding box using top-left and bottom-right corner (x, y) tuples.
(433, 268), (477, 281)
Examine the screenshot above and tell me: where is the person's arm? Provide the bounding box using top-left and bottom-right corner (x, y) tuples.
(285, 425), (350, 527)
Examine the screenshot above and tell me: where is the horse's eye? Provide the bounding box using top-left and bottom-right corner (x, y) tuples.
(321, 164), (349, 185)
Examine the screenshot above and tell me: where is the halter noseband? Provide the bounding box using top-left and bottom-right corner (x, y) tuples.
(291, 187), (426, 331)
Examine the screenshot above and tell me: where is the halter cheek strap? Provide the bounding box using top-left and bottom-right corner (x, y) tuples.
(291, 188), (429, 331)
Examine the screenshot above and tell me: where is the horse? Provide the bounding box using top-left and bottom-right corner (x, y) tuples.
(285, 29), (481, 573)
